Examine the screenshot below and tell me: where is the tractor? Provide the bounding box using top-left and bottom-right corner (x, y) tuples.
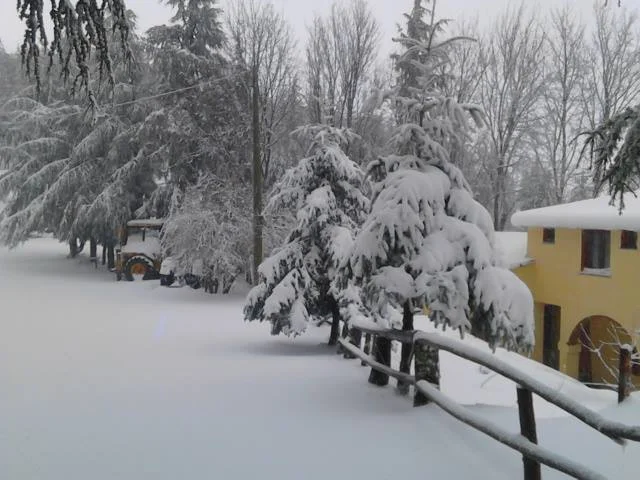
(115, 219), (164, 281)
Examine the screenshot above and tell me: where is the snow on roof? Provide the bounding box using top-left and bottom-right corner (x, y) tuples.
(127, 218), (165, 227)
(494, 232), (530, 269)
(511, 192), (640, 231)
(121, 236), (161, 256)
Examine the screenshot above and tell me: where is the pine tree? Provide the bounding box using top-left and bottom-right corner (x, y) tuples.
(3, 0), (247, 265)
(0, 15), (146, 250)
(244, 125), (369, 344)
(16, 0), (132, 99)
(348, 2), (534, 354)
(583, 105), (640, 211)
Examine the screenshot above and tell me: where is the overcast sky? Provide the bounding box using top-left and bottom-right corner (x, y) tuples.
(0, 0), (609, 56)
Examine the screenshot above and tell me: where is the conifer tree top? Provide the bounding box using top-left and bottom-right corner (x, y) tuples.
(348, 2), (534, 352)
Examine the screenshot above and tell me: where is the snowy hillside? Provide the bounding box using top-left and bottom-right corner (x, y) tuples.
(1, 238), (639, 480)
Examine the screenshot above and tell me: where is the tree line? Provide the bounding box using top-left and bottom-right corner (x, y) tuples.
(1, 0), (639, 291)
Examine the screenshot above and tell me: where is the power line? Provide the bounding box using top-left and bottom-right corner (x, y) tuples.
(0, 73), (239, 118)
(108, 73), (237, 109)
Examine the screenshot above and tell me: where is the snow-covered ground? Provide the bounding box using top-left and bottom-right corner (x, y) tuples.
(1, 237), (639, 479)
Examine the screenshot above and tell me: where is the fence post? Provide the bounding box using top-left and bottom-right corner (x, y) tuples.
(517, 387), (541, 480)
(336, 321), (350, 355)
(397, 301), (414, 395)
(368, 335), (391, 386)
(361, 333), (372, 366)
(413, 338), (440, 407)
(344, 327), (362, 359)
(618, 346), (632, 404)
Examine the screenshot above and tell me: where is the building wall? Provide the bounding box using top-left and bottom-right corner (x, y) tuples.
(513, 227), (640, 384)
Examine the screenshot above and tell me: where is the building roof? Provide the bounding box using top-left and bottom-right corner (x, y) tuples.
(511, 193), (640, 231)
(494, 231), (531, 269)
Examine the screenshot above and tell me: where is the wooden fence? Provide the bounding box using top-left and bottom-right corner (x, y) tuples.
(338, 324), (640, 480)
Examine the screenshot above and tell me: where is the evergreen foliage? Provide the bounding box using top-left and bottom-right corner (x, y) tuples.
(244, 125), (369, 340)
(17, 0), (132, 100)
(583, 105), (640, 211)
(348, 1), (534, 352)
(0, 16), (148, 248)
(1, 0), (249, 274)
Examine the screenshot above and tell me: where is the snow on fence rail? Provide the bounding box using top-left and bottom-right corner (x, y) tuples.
(413, 331), (640, 444)
(413, 380), (604, 480)
(338, 324), (640, 480)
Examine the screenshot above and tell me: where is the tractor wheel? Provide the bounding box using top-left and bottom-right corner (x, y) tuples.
(124, 256), (157, 281)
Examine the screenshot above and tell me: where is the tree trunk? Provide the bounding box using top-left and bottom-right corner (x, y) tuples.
(328, 296), (341, 346)
(336, 320), (350, 354)
(362, 333), (372, 366)
(89, 238), (97, 259)
(101, 244), (107, 265)
(413, 339), (440, 407)
(397, 301), (414, 395)
(368, 335), (391, 386)
(107, 244), (115, 270)
(251, 66), (263, 285)
(68, 239), (78, 258)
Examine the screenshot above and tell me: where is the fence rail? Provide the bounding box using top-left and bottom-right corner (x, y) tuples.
(339, 324), (640, 480)
(414, 380), (604, 480)
(414, 331), (640, 444)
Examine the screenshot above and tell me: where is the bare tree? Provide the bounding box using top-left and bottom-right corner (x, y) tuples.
(305, 0), (380, 129)
(438, 19), (486, 180)
(536, 7), (589, 204)
(579, 322), (639, 390)
(441, 19), (485, 104)
(582, 3), (640, 194)
(586, 3), (640, 128)
(477, 5), (546, 230)
(226, 0), (298, 282)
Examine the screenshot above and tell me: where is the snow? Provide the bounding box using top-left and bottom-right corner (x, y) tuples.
(127, 218), (165, 227)
(494, 231), (531, 269)
(350, 126), (534, 350)
(511, 191), (640, 230)
(414, 329), (640, 442)
(582, 267), (612, 277)
(247, 126), (368, 337)
(414, 381), (606, 480)
(2, 237), (640, 480)
(121, 235), (162, 256)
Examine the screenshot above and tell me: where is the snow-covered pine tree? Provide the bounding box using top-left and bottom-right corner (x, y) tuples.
(583, 105), (640, 210)
(348, 1), (534, 388)
(0, 95), (86, 248)
(17, 0), (132, 99)
(244, 125), (369, 344)
(0, 28), (146, 255)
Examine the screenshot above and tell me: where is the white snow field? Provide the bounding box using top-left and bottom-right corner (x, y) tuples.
(2, 238), (639, 480)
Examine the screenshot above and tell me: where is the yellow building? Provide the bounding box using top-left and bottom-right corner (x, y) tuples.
(500, 194), (640, 387)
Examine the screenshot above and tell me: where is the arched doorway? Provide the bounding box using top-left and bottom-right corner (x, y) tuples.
(567, 316), (633, 386)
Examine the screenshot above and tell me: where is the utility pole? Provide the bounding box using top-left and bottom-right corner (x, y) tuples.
(251, 65), (263, 284)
